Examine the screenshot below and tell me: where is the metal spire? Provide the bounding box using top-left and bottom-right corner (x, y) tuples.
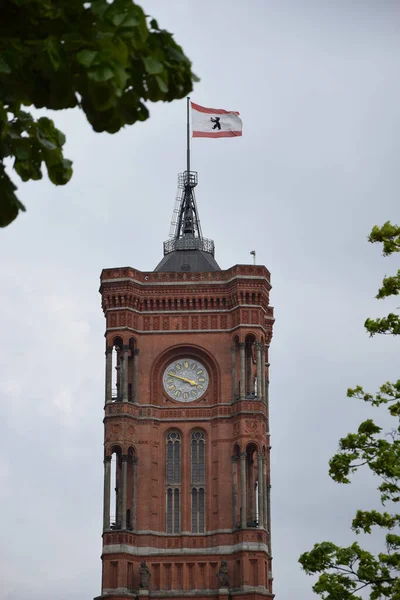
(162, 98), (214, 258)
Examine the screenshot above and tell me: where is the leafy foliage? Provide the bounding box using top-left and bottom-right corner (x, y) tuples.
(365, 222), (400, 336)
(0, 0), (197, 227)
(299, 223), (400, 599)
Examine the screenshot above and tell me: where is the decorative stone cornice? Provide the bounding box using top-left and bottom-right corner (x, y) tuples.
(102, 540), (270, 557)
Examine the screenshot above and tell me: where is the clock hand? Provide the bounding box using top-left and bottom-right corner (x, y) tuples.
(168, 372), (199, 386)
(168, 372), (188, 383)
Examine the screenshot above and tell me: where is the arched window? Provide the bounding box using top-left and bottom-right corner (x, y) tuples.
(166, 430), (181, 533)
(191, 430), (206, 533)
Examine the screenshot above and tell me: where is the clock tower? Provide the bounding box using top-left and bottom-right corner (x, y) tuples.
(96, 169), (275, 600)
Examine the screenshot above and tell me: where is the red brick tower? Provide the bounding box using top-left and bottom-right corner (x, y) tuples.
(96, 170), (275, 600)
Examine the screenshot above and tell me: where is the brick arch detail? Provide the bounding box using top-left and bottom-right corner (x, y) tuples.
(108, 443), (123, 456)
(245, 440), (260, 453)
(241, 329), (262, 343)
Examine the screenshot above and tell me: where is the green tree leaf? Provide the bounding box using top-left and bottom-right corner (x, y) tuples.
(0, 56), (11, 74)
(156, 75), (168, 93)
(88, 65), (115, 82)
(0, 0), (198, 227)
(143, 56), (164, 75)
(77, 50), (98, 68)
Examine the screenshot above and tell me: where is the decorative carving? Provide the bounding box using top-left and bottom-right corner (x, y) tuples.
(245, 420), (258, 433)
(182, 316), (189, 329)
(119, 313), (126, 326)
(171, 316), (179, 330)
(211, 315), (217, 328)
(144, 316), (150, 330)
(127, 425), (135, 436)
(217, 560), (229, 587)
(153, 316), (160, 330)
(111, 424), (121, 434)
(140, 561), (151, 589)
(127, 313), (132, 327)
(192, 316), (199, 329)
(221, 315), (228, 328)
(162, 316), (169, 330)
(251, 310), (258, 323)
(201, 315), (208, 329)
(110, 314), (117, 327)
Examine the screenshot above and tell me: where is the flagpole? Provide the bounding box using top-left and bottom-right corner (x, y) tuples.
(186, 96), (191, 176)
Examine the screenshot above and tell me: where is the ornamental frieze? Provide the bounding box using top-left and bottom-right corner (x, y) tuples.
(107, 309), (269, 332)
(102, 529), (268, 550)
(101, 263), (271, 284)
(105, 402), (267, 420)
(104, 420), (136, 444)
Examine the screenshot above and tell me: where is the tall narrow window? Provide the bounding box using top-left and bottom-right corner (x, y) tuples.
(166, 430), (181, 533)
(191, 430), (206, 533)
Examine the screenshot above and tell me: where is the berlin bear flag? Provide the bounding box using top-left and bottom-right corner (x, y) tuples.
(191, 102), (243, 138)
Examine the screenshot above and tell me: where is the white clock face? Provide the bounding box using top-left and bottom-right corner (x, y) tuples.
(163, 358), (209, 402)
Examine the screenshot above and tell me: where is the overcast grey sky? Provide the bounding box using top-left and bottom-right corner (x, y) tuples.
(1, 1), (399, 599)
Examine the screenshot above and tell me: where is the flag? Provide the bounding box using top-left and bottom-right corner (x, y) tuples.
(191, 102), (242, 138)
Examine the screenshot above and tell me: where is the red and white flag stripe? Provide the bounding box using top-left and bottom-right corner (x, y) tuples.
(191, 102), (242, 138)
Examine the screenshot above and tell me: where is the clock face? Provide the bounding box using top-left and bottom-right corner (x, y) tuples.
(163, 358), (209, 402)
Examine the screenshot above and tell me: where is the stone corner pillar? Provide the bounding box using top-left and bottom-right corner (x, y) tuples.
(255, 342), (262, 401)
(122, 345), (130, 402)
(239, 451), (247, 528)
(261, 346), (266, 403)
(103, 456), (112, 531)
(105, 347), (113, 405)
(121, 454), (128, 529)
(231, 345), (237, 401)
(133, 348), (140, 403)
(231, 455), (239, 528)
(239, 343), (245, 401)
(257, 452), (264, 529)
(132, 455), (138, 531)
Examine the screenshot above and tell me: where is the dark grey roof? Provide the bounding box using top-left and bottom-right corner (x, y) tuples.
(154, 249), (221, 273)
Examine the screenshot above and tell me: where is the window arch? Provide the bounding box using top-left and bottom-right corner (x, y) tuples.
(191, 430), (206, 533)
(166, 430), (181, 533)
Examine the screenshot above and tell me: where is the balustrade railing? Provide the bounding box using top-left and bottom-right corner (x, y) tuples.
(163, 237), (215, 256)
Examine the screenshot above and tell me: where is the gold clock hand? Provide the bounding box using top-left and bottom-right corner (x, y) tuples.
(168, 372), (187, 382)
(168, 372), (199, 386)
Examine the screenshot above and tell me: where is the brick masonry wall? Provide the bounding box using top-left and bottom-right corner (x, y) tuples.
(97, 264), (274, 599)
